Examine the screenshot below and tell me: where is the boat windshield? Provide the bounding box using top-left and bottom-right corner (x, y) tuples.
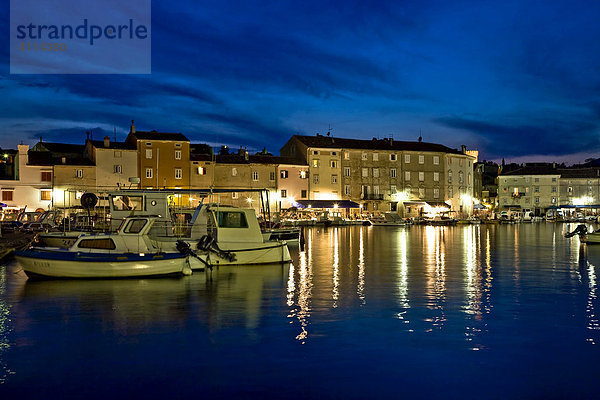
(216, 211), (248, 228)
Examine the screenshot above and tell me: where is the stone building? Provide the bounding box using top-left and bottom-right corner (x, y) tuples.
(280, 134), (475, 217)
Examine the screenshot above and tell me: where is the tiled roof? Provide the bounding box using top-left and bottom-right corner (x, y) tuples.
(89, 140), (136, 150)
(500, 165), (559, 176)
(559, 168), (600, 179)
(27, 151), (94, 166)
(190, 153), (307, 165)
(290, 135), (464, 154)
(130, 130), (189, 142)
(33, 142), (86, 154)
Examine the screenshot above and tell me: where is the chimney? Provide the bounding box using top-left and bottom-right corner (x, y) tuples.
(389, 137), (393, 145)
(461, 145), (467, 154)
(103, 136), (110, 148)
(61, 157), (66, 164)
(130, 120), (136, 133)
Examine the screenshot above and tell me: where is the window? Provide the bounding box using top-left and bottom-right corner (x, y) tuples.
(433, 156), (439, 165)
(114, 151), (122, 158)
(232, 168), (237, 177)
(146, 142), (152, 146)
(459, 171), (464, 184)
(405, 171), (411, 181)
(405, 154), (411, 163)
(459, 159), (464, 167)
(331, 151), (337, 156)
(433, 188), (440, 198)
(41, 172), (52, 182)
(312, 159), (320, 168)
(280, 170), (288, 179)
(344, 152), (350, 160)
(552, 186), (557, 193)
(78, 238), (116, 250)
(344, 185), (351, 195)
(231, 192), (238, 199)
(198, 167), (206, 175)
(312, 150), (319, 155)
(433, 172), (439, 182)
(568, 186), (573, 194)
(146, 149), (152, 159)
(299, 170), (307, 179)
(448, 157), (452, 166)
(175, 168), (182, 179)
(175, 143), (182, 148)
(175, 150), (182, 160)
(362, 168), (369, 177)
(390, 185), (397, 194)
(270, 172), (276, 181)
(535, 197), (540, 203)
(331, 175), (338, 184)
(468, 173), (471, 185)
(552, 177), (557, 182)
(361, 153), (368, 160)
(390, 154), (397, 161)
(344, 167), (350, 177)
(301, 190), (307, 198)
(216, 211), (248, 228)
(535, 186), (539, 192)
(373, 168), (379, 178)
(146, 168), (152, 178)
(280, 190), (287, 198)
(114, 165), (122, 174)
(418, 172), (424, 181)
(448, 171), (453, 183)
(552, 197), (556, 204)
(391, 168), (396, 178)
(252, 171), (259, 181)
(40, 190), (52, 201)
(419, 188), (425, 197)
(76, 169), (83, 178)
(2, 191), (13, 201)
(373, 153), (379, 161)
(449, 186), (453, 197)
(313, 174), (320, 184)
(535, 177), (539, 183)
(111, 195), (143, 211)
(330, 160), (337, 168)
(374, 185), (380, 195)
(418, 155), (424, 164)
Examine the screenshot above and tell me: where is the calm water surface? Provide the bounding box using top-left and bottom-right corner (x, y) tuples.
(1, 223), (600, 399)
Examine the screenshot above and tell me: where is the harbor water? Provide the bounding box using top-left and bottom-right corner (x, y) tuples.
(1, 223), (600, 398)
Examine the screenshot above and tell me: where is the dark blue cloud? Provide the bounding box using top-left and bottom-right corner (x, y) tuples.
(1, 0), (599, 161)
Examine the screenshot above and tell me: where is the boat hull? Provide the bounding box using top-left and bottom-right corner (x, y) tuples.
(15, 250), (190, 279)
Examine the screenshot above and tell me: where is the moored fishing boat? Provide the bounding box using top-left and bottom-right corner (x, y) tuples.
(15, 216), (195, 279)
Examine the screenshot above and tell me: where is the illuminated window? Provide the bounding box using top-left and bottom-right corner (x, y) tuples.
(198, 167), (206, 175)
(232, 168), (237, 177)
(405, 171), (410, 181)
(280, 170), (288, 179)
(2, 191), (13, 201)
(344, 152), (350, 160)
(373, 153), (379, 161)
(299, 170), (307, 179)
(418, 155), (424, 164)
(312, 159), (319, 168)
(40, 190), (52, 201)
(433, 172), (439, 182)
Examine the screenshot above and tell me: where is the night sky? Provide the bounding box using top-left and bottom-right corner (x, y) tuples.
(1, 0), (600, 163)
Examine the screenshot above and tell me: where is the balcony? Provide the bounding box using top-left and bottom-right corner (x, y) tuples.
(512, 192), (526, 198)
(362, 193), (384, 200)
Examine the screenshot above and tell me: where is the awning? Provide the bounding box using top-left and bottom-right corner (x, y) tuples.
(473, 203), (486, 210)
(403, 201), (427, 206)
(426, 201), (451, 208)
(0, 202), (6, 207)
(502, 205), (521, 208)
(295, 200), (361, 209)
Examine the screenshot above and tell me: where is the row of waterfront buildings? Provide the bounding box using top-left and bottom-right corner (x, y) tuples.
(0, 121), (478, 218)
(3, 120), (599, 218)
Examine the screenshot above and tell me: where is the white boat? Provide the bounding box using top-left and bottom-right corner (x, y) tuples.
(369, 212), (408, 226)
(153, 203), (292, 268)
(15, 216), (195, 279)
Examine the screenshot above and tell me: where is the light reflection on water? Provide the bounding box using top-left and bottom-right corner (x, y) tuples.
(2, 223), (600, 397)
